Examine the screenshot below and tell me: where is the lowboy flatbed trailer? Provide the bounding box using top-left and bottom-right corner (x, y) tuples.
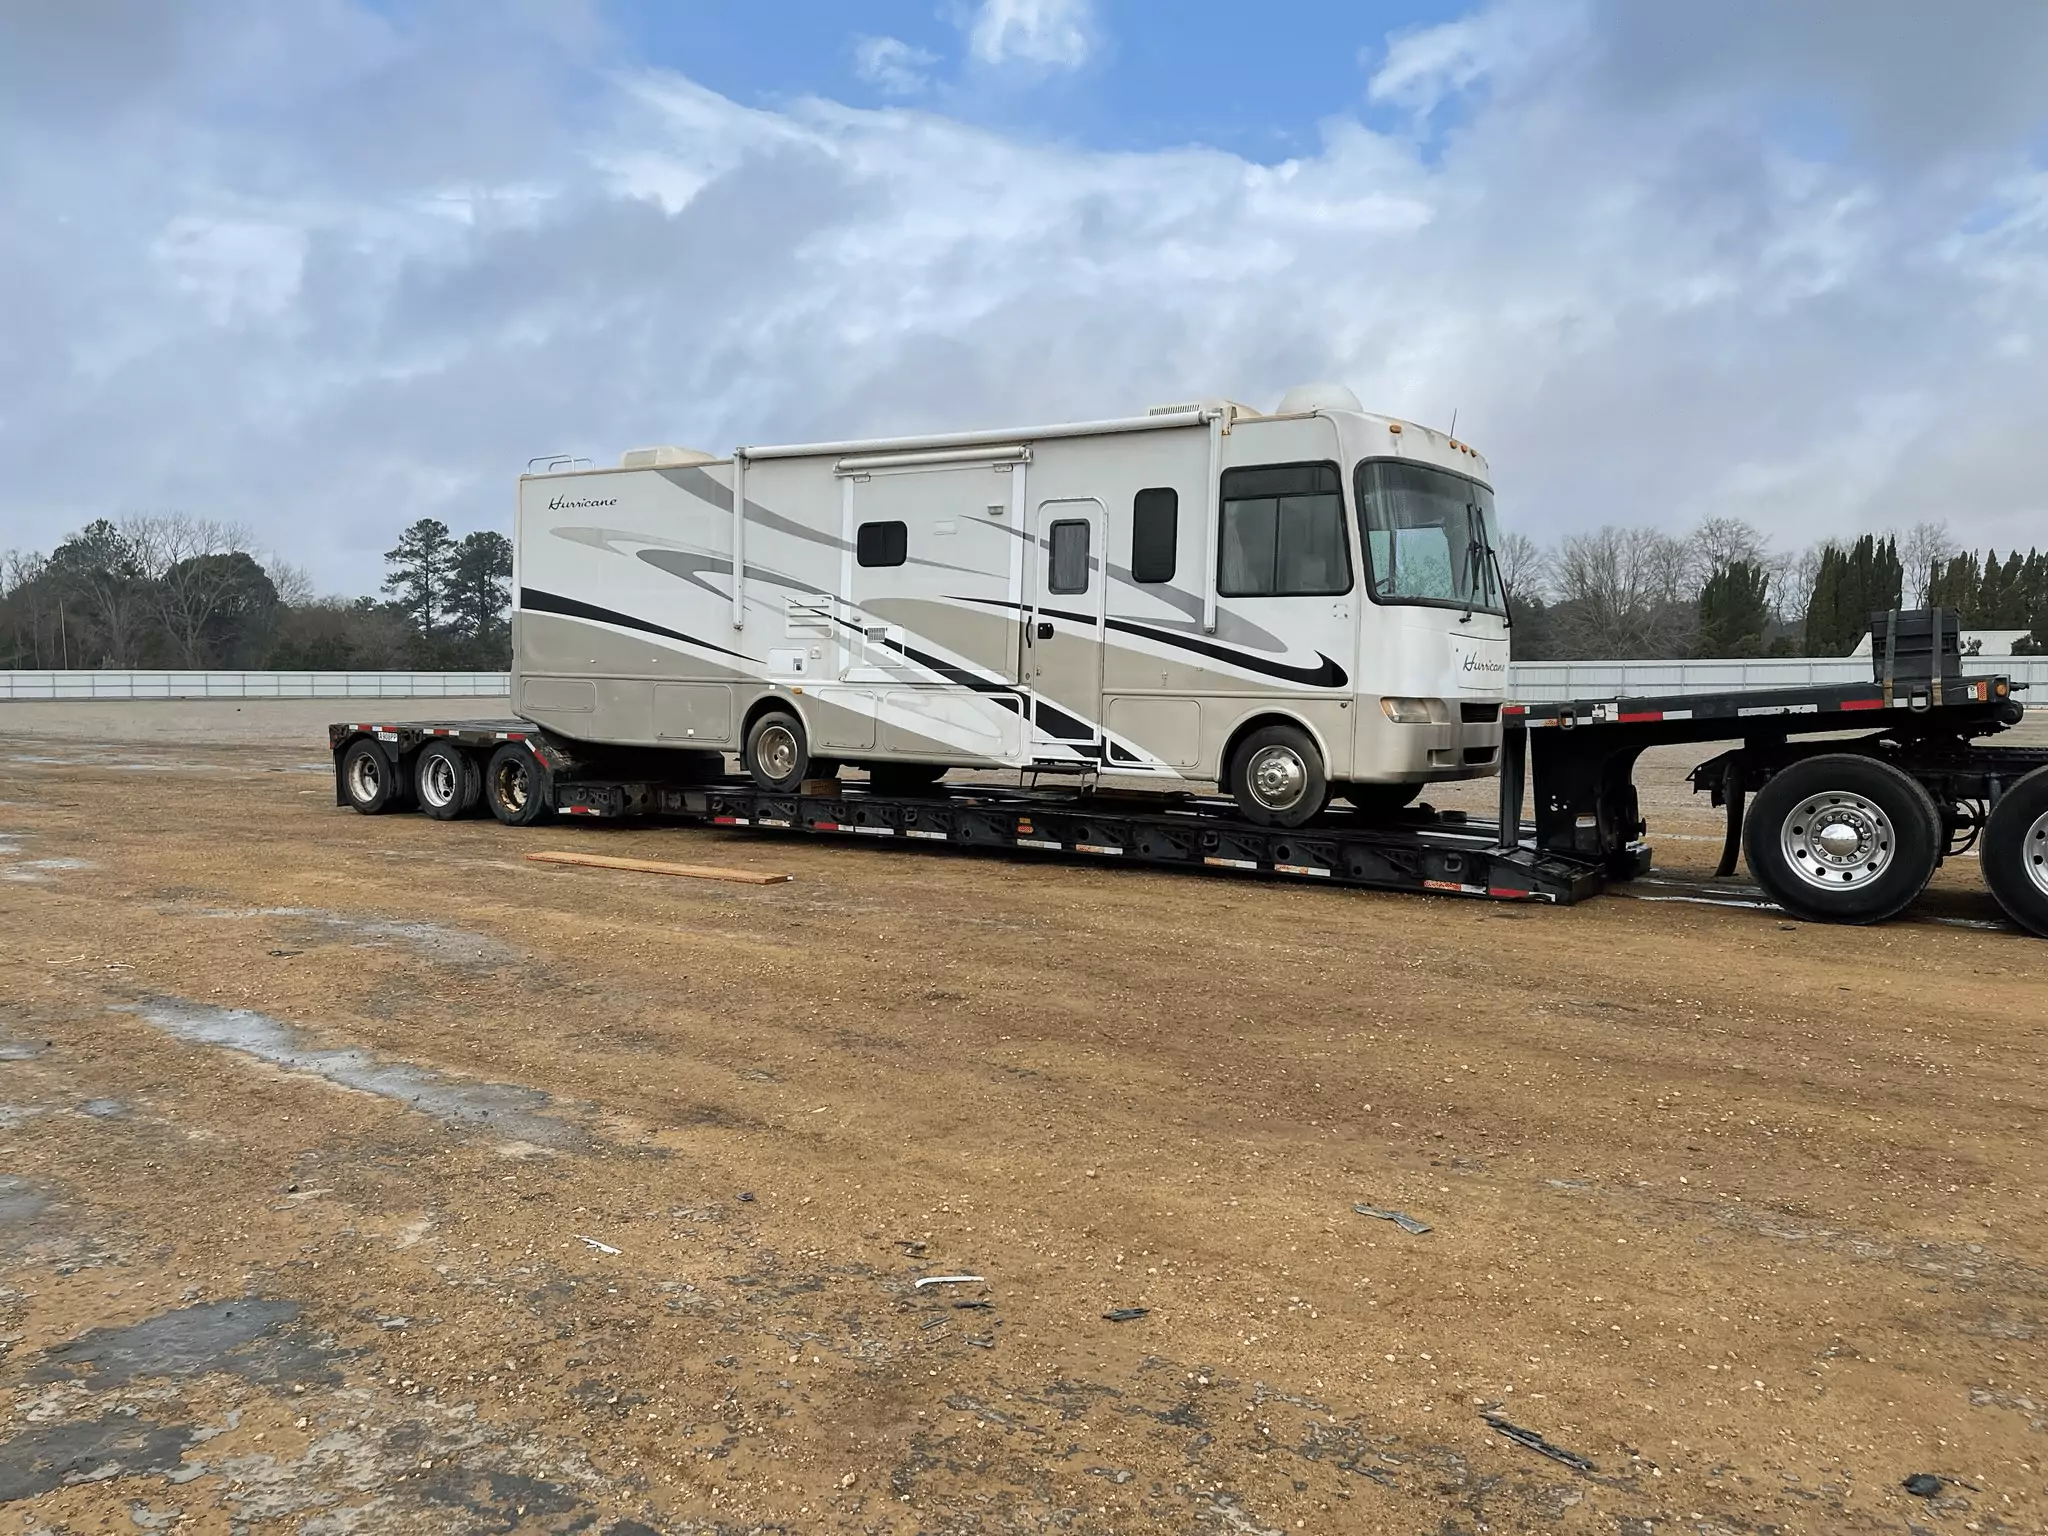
(329, 644), (2048, 937)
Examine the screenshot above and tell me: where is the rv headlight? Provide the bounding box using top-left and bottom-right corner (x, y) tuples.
(1380, 696), (1435, 725)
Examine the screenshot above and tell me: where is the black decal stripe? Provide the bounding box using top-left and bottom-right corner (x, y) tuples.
(1034, 699), (1096, 741)
(946, 596), (1349, 690)
(519, 587), (751, 662)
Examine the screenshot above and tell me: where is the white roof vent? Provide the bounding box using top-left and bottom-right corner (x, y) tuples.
(621, 445), (718, 469)
(1275, 382), (1364, 415)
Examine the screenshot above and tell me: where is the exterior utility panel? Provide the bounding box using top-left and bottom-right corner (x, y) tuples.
(512, 399), (1508, 793)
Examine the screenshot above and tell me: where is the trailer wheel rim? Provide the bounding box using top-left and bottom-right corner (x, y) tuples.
(495, 758), (529, 812)
(1246, 744), (1310, 812)
(1779, 791), (1894, 891)
(755, 724), (800, 783)
(347, 751), (383, 804)
(421, 753), (456, 808)
(2025, 810), (2048, 899)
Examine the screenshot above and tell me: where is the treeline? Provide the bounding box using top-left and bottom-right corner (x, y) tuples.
(1504, 519), (2048, 660)
(1, 517), (512, 671)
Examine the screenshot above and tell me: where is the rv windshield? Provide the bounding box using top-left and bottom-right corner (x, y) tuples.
(1354, 460), (1504, 616)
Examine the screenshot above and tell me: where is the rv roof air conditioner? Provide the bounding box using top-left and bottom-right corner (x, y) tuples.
(620, 445), (719, 469)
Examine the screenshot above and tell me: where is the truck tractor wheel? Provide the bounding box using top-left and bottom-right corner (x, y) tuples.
(868, 762), (948, 795)
(1228, 724), (1328, 829)
(415, 741), (481, 821)
(1981, 764), (2048, 938)
(1744, 754), (1940, 925)
(743, 709), (811, 793)
(340, 739), (398, 815)
(1337, 781), (1423, 817)
(484, 742), (553, 826)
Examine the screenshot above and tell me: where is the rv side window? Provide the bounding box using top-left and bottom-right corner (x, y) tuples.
(1131, 488), (1178, 583)
(856, 520), (908, 568)
(1047, 519), (1090, 594)
(1217, 463), (1350, 597)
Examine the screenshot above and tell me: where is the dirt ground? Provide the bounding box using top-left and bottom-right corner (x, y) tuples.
(2, 702), (2046, 1535)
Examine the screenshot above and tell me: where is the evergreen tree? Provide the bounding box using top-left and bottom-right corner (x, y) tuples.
(1803, 535), (1901, 655)
(381, 518), (456, 636)
(448, 530), (514, 663)
(1695, 559), (1772, 657)
(1926, 552), (1980, 618)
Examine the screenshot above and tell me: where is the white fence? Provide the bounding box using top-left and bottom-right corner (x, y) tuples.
(2, 659), (2042, 704)
(1507, 655), (2048, 703)
(0, 671), (511, 701)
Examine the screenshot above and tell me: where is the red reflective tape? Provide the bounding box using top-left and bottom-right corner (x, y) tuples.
(1617, 711), (1663, 723)
(712, 816), (740, 825)
(1501, 704), (1526, 715)
(1488, 886), (1530, 899)
(1840, 698), (1885, 711)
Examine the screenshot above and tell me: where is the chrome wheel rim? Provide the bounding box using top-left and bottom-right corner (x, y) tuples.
(421, 753), (456, 808)
(2025, 810), (2048, 899)
(1780, 791), (1894, 891)
(756, 724), (800, 782)
(1247, 744), (1309, 811)
(347, 752), (382, 804)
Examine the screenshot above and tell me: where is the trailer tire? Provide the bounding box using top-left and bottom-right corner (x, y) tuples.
(1744, 754), (1939, 925)
(1228, 723), (1328, 828)
(1337, 781), (1423, 817)
(484, 743), (552, 826)
(340, 739), (399, 815)
(868, 762), (948, 795)
(743, 709), (811, 793)
(1981, 765), (2048, 938)
(415, 741), (481, 820)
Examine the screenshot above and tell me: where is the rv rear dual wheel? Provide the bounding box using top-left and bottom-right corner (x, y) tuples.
(744, 709), (811, 793)
(415, 741), (482, 821)
(1982, 765), (2048, 938)
(1229, 724), (1328, 829)
(1743, 754), (1940, 925)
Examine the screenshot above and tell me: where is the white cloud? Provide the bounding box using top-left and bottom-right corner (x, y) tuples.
(965, 0), (1094, 70)
(2, 0), (2046, 594)
(1366, 0), (1581, 114)
(852, 35), (937, 98)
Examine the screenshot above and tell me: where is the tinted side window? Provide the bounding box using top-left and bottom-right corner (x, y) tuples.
(1131, 488), (1177, 583)
(1047, 519), (1090, 594)
(1217, 463), (1349, 597)
(856, 520), (907, 568)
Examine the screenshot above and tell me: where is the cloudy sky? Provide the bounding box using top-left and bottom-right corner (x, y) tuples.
(4, 0), (2046, 594)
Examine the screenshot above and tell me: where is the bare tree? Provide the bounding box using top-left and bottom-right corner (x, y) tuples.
(1686, 516), (1771, 596)
(1551, 526), (1695, 657)
(264, 556), (315, 608)
(1898, 520), (1957, 607)
(1775, 543), (1828, 628)
(1493, 530), (1549, 603)
(142, 515), (264, 665)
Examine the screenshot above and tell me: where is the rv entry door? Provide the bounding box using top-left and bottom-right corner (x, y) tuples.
(1024, 498), (1107, 755)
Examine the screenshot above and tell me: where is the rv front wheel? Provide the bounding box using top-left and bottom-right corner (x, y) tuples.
(1229, 724), (1328, 829)
(744, 709), (811, 793)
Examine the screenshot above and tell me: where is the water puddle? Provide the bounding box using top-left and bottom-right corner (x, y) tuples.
(120, 999), (577, 1148)
(195, 907), (513, 967)
(2, 857), (95, 884)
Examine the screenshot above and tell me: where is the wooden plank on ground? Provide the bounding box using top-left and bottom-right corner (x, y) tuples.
(524, 851), (790, 885)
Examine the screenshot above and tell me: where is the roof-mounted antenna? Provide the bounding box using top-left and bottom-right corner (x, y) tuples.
(1448, 407), (1458, 441)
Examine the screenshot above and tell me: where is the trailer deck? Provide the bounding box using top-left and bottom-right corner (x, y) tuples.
(327, 644), (2048, 937)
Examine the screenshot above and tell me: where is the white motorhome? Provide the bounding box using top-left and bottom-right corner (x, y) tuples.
(512, 384), (1508, 827)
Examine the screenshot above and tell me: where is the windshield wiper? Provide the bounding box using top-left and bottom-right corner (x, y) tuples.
(1459, 528), (1485, 623)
